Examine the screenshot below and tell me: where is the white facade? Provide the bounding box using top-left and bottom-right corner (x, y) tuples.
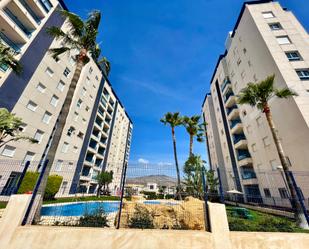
(202, 1), (309, 204)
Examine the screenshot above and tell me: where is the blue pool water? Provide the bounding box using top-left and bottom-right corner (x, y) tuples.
(41, 201), (120, 216)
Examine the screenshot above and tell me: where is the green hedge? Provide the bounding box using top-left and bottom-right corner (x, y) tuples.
(18, 172), (63, 200)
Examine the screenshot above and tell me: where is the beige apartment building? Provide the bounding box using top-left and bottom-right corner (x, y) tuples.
(0, 0), (132, 196)
(202, 0), (309, 206)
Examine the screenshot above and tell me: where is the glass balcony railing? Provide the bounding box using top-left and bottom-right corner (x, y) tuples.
(221, 78), (231, 92)
(242, 170), (257, 180)
(18, 0), (42, 24)
(89, 141), (98, 150)
(38, 0), (53, 13)
(98, 108), (104, 117)
(4, 8), (33, 37)
(233, 134), (246, 144)
(230, 119), (241, 129)
(0, 32), (22, 52)
(237, 149), (251, 161)
(100, 97), (107, 108)
(224, 92), (235, 103)
(85, 156), (94, 163)
(226, 105), (238, 115)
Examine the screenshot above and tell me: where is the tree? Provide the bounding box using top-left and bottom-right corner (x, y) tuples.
(98, 57), (111, 76)
(0, 42), (22, 74)
(35, 10), (103, 219)
(182, 115), (206, 156)
(95, 171), (113, 197)
(160, 112), (183, 200)
(238, 74), (308, 229)
(206, 170), (219, 195)
(0, 108), (37, 148)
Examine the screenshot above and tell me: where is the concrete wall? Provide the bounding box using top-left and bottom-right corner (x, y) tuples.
(1, 195), (309, 249)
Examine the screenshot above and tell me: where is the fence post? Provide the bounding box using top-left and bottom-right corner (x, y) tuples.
(217, 167), (224, 203)
(116, 162), (128, 229)
(21, 160), (49, 225)
(13, 161), (30, 194)
(201, 166), (210, 231)
(287, 171), (309, 226)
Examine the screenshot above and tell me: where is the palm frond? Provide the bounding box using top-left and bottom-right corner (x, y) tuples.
(275, 88), (298, 98)
(48, 47), (70, 59)
(0, 43), (23, 74)
(59, 10), (84, 37)
(85, 10), (101, 31)
(46, 27), (78, 48)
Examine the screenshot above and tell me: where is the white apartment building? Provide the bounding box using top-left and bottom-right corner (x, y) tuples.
(202, 0), (309, 206)
(0, 0), (133, 196)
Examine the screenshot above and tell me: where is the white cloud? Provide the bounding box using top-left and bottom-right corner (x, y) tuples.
(157, 162), (173, 166)
(138, 158), (149, 164)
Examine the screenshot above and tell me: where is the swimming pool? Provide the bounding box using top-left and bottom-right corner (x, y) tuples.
(41, 200), (179, 216)
(41, 201), (120, 216)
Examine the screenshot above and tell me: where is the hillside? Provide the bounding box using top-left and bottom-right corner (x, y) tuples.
(126, 175), (177, 187)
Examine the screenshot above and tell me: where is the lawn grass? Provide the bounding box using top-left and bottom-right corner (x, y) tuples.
(43, 195), (121, 205)
(226, 206), (309, 233)
(0, 202), (7, 209)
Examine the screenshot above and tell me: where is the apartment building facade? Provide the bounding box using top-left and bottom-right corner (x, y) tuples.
(0, 0), (133, 196)
(202, 0), (309, 204)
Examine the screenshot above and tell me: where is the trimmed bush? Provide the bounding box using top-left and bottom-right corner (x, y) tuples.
(142, 191), (158, 200)
(18, 172), (63, 200)
(79, 207), (109, 227)
(129, 205), (154, 229)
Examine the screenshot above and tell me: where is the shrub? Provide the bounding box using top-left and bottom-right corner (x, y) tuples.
(142, 191), (157, 200)
(129, 205), (154, 229)
(18, 172), (63, 200)
(79, 207), (109, 227)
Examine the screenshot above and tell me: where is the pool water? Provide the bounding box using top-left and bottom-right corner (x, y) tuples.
(41, 201), (120, 216)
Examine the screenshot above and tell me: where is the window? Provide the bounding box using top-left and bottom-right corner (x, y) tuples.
(63, 67), (71, 77)
(85, 106), (90, 112)
(237, 58), (241, 66)
(60, 181), (68, 194)
(50, 95), (59, 107)
(55, 160), (63, 171)
(264, 188), (271, 198)
(77, 131), (84, 139)
(67, 126), (75, 136)
(69, 56), (76, 65)
(26, 101), (37, 111)
(95, 76), (99, 81)
(262, 11), (274, 19)
(278, 188), (289, 199)
(36, 83), (46, 93)
(243, 48), (247, 54)
(74, 112), (79, 121)
(42, 111), (52, 124)
(86, 77), (90, 85)
(1, 145), (16, 157)
(57, 80), (65, 92)
(61, 142), (69, 153)
(19, 123), (27, 132)
(248, 60), (252, 67)
(73, 146), (78, 153)
(89, 67), (93, 74)
(77, 99), (83, 108)
(54, 56), (60, 63)
(23, 152), (35, 165)
(263, 136), (271, 147)
(269, 22), (282, 30)
(81, 88), (87, 96)
(34, 130), (44, 143)
(296, 69), (309, 80)
(45, 67), (54, 77)
(276, 36), (291, 45)
(285, 51), (301, 61)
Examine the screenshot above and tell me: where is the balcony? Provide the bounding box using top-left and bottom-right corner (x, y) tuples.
(100, 97), (107, 108)
(0, 31), (22, 53)
(221, 78), (232, 95)
(241, 167), (257, 180)
(89, 139), (98, 151)
(230, 119), (243, 134)
(233, 134), (246, 144)
(18, 0), (42, 24)
(37, 0), (53, 13)
(98, 107), (104, 117)
(98, 146), (105, 155)
(94, 159), (103, 168)
(224, 92), (236, 107)
(3, 7), (33, 38)
(237, 149), (251, 165)
(227, 105), (239, 120)
(85, 153), (95, 164)
(95, 117), (103, 128)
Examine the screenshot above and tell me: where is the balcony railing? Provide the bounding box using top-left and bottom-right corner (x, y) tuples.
(224, 92), (235, 103)
(18, 0), (42, 24)
(38, 0), (53, 13)
(221, 78), (231, 92)
(100, 97), (107, 108)
(0, 32), (22, 52)
(226, 105), (238, 116)
(230, 119), (241, 129)
(233, 134), (246, 144)
(98, 108), (104, 117)
(85, 156), (94, 164)
(4, 7), (33, 37)
(237, 150), (251, 161)
(242, 171), (257, 180)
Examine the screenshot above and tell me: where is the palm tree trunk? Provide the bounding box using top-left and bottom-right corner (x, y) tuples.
(189, 135), (193, 157)
(33, 53), (86, 222)
(172, 127), (182, 200)
(264, 104), (308, 228)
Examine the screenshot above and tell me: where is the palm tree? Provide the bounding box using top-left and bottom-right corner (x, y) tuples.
(182, 115), (206, 156)
(98, 57), (111, 76)
(238, 74), (308, 228)
(160, 112), (183, 200)
(34, 10), (103, 220)
(0, 42), (22, 74)
(0, 108), (37, 148)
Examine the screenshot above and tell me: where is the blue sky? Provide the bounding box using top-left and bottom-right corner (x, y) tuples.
(64, 0), (309, 167)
